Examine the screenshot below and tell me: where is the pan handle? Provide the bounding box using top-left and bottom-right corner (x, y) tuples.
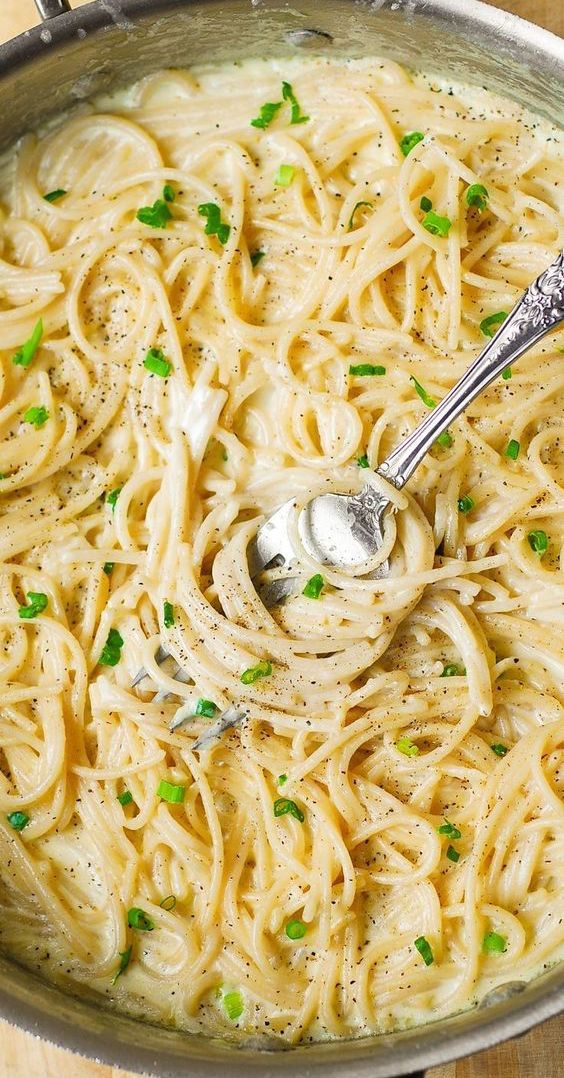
(34, 0), (72, 20)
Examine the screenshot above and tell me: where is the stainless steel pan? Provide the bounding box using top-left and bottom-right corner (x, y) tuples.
(0, 2), (562, 1075)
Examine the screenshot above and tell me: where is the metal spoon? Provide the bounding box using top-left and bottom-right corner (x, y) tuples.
(133, 249), (564, 696)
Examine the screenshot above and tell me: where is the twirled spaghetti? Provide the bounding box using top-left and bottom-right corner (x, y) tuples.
(0, 56), (562, 1043)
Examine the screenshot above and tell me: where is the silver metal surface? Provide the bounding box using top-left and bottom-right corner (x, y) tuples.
(35, 0), (71, 19)
(0, 1), (562, 1076)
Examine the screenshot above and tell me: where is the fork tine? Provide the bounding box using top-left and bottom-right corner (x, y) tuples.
(131, 644), (172, 689)
(246, 498), (297, 577)
(153, 665), (192, 703)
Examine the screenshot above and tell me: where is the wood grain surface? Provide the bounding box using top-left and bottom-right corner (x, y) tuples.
(0, 1), (562, 1076)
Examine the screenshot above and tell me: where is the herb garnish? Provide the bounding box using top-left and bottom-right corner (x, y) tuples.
(528, 530), (548, 555)
(163, 601), (175, 628)
(274, 164), (295, 187)
(7, 811), (30, 832)
(195, 699), (217, 718)
(18, 592), (48, 619)
(349, 363), (385, 376)
(273, 798), (304, 822)
(198, 202), (230, 245)
(400, 131), (425, 157)
(505, 439), (520, 460)
(458, 495), (474, 514)
(13, 319), (43, 368)
(111, 945), (132, 985)
(480, 311), (508, 337)
(99, 628), (124, 667)
(44, 189), (67, 203)
(282, 81), (309, 125)
(23, 406), (49, 429)
(396, 736), (419, 757)
(241, 659), (272, 684)
(466, 183), (489, 211)
(302, 574), (324, 599)
(422, 210), (452, 237)
(414, 936), (434, 965)
(136, 190), (173, 229)
(127, 907), (155, 931)
(285, 919), (307, 940)
(482, 931), (507, 954)
(144, 347), (172, 378)
(250, 101), (283, 129)
(347, 201), (373, 231)
(157, 779), (186, 804)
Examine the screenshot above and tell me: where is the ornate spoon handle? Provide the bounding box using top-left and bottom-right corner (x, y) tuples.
(377, 250), (564, 490)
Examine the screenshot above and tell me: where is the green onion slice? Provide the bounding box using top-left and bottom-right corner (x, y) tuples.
(18, 591), (48, 620)
(466, 183), (489, 210)
(99, 627), (124, 667)
(23, 405), (49, 428)
(250, 100), (282, 129)
(103, 562), (114, 576)
(458, 495), (474, 514)
(282, 81), (309, 125)
(111, 945), (132, 985)
(349, 363), (385, 376)
(274, 164), (295, 188)
(240, 659), (272, 684)
(527, 530), (548, 555)
(250, 249), (265, 267)
(198, 202), (230, 245)
(144, 347), (172, 378)
(162, 184), (175, 203)
(396, 736), (419, 757)
(357, 454), (370, 469)
(163, 600), (175, 628)
(420, 195), (432, 212)
(44, 189), (67, 203)
(159, 894), (177, 911)
(106, 487), (122, 512)
(446, 845), (460, 863)
(136, 198), (172, 229)
(220, 987), (244, 1021)
(7, 811), (30, 832)
(117, 790), (133, 807)
(278, 774), (288, 786)
(302, 574), (324, 600)
(285, 919), (307, 940)
(441, 663), (463, 677)
(347, 201), (373, 231)
(410, 376), (436, 409)
(505, 439), (520, 460)
(400, 131), (425, 157)
(414, 935), (434, 965)
(482, 931), (507, 954)
(491, 742), (508, 757)
(438, 819), (462, 840)
(13, 319), (43, 368)
(273, 797), (305, 822)
(501, 367), (512, 380)
(127, 907), (154, 931)
(436, 431), (453, 448)
(480, 311), (508, 337)
(157, 779), (186, 804)
(195, 698), (217, 718)
(422, 210), (452, 237)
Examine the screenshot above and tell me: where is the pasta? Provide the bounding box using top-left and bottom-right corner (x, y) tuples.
(0, 55), (563, 1044)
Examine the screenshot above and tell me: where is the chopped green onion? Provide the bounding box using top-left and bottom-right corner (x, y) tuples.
(491, 742), (508, 757)
(347, 201), (373, 231)
(414, 936), (434, 965)
(136, 197), (172, 229)
(441, 663), (464, 677)
(144, 347), (172, 378)
(106, 487), (122, 512)
(274, 164), (295, 188)
(501, 367), (512, 380)
(157, 779), (185, 804)
(480, 311), (508, 337)
(159, 894), (177, 911)
(198, 202), (230, 245)
(302, 574), (324, 600)
(195, 698), (217, 718)
(99, 627), (124, 667)
(23, 405), (49, 428)
(285, 919), (307, 940)
(7, 811), (29, 832)
(420, 195), (432, 212)
(282, 81), (309, 125)
(436, 431), (453, 448)
(466, 183), (489, 211)
(127, 907), (154, 931)
(162, 184), (175, 203)
(163, 600), (175, 628)
(482, 931), (507, 954)
(240, 659), (272, 684)
(117, 790), (133, 807)
(400, 131), (425, 157)
(103, 562), (114, 576)
(44, 189), (67, 203)
(18, 591), (48, 620)
(458, 495), (474, 513)
(251, 100), (282, 129)
(446, 844), (460, 863)
(438, 820), (462, 840)
(422, 210), (452, 237)
(250, 249), (265, 267)
(111, 945), (132, 985)
(396, 736), (419, 757)
(357, 454), (370, 468)
(278, 774), (288, 786)
(410, 376), (436, 409)
(528, 530), (548, 555)
(505, 439), (520, 460)
(220, 988), (244, 1021)
(273, 797), (305, 823)
(12, 319), (43, 368)
(349, 363), (386, 376)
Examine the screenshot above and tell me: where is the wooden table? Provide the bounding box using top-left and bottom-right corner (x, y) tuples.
(0, 1), (562, 1075)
